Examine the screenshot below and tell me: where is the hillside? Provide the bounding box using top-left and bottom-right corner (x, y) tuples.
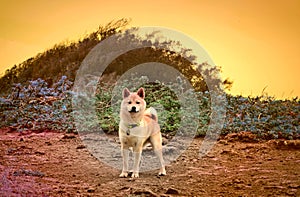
(1, 19), (230, 95)
(0, 19), (130, 94)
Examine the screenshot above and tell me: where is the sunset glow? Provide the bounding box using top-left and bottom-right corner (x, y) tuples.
(1, 0), (299, 99)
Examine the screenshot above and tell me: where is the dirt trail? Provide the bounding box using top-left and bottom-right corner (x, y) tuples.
(0, 129), (299, 196)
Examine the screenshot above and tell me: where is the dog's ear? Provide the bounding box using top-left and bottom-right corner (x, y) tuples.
(123, 88), (131, 98)
(137, 88), (145, 99)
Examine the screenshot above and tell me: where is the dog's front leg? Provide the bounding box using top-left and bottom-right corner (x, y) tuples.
(132, 151), (142, 178)
(119, 148), (129, 178)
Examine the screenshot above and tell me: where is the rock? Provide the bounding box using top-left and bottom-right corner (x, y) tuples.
(62, 134), (76, 139)
(165, 188), (180, 195)
(76, 145), (86, 149)
(35, 151), (45, 155)
(133, 189), (158, 197)
(13, 169), (45, 177)
(87, 187), (95, 193)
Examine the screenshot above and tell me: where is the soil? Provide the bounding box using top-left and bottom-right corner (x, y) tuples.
(0, 129), (299, 197)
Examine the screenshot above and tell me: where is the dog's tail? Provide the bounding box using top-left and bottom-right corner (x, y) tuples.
(145, 107), (158, 122)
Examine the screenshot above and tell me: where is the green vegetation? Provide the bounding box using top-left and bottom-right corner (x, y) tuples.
(0, 75), (298, 139)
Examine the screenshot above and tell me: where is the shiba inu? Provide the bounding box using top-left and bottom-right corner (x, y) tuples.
(119, 87), (166, 178)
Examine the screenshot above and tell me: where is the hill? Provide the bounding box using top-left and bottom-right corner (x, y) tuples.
(0, 19), (130, 94)
(0, 19), (233, 95)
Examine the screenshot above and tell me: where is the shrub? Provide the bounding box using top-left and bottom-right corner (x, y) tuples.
(0, 76), (74, 132)
(1, 75), (299, 140)
(94, 75), (207, 137)
(223, 95), (300, 139)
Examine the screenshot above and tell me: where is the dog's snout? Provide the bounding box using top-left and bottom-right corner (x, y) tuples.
(130, 106), (137, 112)
(127, 104), (139, 113)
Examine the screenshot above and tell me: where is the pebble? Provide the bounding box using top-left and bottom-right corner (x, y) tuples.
(165, 188), (179, 195)
(87, 188), (95, 193)
(76, 145), (86, 149)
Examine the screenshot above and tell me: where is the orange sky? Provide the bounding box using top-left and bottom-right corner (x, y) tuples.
(1, 0), (299, 99)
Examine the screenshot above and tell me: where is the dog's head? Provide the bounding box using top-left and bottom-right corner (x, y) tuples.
(122, 88), (146, 115)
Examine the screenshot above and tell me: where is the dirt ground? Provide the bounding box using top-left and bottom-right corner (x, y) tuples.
(0, 129), (299, 197)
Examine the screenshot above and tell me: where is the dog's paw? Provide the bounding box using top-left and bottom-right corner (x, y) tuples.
(158, 168), (166, 176)
(158, 172), (166, 176)
(119, 172), (128, 178)
(131, 172), (139, 178)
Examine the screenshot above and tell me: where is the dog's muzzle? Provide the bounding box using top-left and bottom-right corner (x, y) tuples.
(129, 106), (138, 113)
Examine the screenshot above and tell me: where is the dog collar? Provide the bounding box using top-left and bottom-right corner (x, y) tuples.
(126, 123), (140, 135)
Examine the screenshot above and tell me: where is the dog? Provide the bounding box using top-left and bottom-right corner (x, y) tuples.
(118, 87), (166, 178)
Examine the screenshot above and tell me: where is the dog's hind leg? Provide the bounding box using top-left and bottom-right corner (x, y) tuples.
(119, 148), (129, 178)
(150, 133), (166, 176)
(154, 149), (166, 176)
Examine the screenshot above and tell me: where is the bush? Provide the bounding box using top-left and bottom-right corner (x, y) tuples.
(0, 76), (74, 132)
(95, 75), (199, 135)
(1, 75), (299, 140)
(223, 95), (300, 139)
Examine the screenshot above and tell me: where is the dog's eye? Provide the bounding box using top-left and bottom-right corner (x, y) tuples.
(136, 101), (140, 104)
(128, 101), (132, 104)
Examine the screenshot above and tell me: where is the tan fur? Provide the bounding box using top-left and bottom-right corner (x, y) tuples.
(119, 88), (166, 178)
